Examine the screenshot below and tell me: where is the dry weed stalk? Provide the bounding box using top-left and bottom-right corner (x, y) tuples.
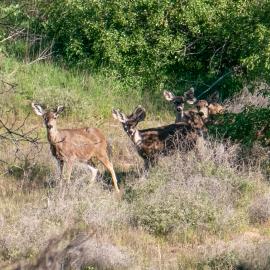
(224, 84), (270, 113)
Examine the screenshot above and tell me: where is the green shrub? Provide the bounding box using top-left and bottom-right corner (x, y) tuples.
(197, 252), (239, 270)
(208, 107), (270, 147)
(2, 1), (270, 96)
(126, 146), (258, 238)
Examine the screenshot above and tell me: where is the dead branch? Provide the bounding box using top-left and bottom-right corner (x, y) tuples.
(197, 70), (233, 99)
(0, 28), (25, 43)
(0, 79), (17, 94)
(27, 44), (54, 65)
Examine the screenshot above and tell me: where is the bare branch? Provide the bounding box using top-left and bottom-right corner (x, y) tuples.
(27, 43), (54, 65)
(197, 70), (233, 99)
(0, 28), (25, 43)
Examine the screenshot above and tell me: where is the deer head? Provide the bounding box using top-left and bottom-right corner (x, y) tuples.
(163, 88), (197, 120)
(32, 103), (64, 130)
(184, 110), (205, 129)
(208, 103), (224, 115)
(112, 106), (146, 146)
(195, 100), (209, 120)
(112, 105), (145, 129)
(195, 100), (224, 121)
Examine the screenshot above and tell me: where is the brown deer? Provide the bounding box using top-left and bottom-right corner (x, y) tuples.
(32, 103), (120, 192)
(112, 106), (204, 169)
(164, 88), (223, 123)
(195, 100), (224, 122)
(163, 88), (197, 123)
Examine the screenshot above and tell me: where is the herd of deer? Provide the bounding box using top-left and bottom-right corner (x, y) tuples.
(32, 88), (223, 192)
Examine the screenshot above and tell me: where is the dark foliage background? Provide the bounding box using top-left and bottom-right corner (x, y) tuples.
(1, 0), (270, 97)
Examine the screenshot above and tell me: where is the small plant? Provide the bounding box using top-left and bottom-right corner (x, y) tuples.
(248, 193), (270, 224)
(197, 251), (239, 270)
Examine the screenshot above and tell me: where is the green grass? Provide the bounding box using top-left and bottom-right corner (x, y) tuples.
(1, 57), (170, 122)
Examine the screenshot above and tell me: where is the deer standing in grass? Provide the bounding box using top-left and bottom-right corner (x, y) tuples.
(32, 103), (120, 192)
(112, 106), (204, 169)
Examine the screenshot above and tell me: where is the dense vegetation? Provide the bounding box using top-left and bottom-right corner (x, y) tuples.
(1, 0), (270, 97)
(209, 107), (270, 147)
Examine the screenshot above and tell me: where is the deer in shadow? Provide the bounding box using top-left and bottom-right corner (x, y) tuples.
(164, 88), (224, 123)
(112, 105), (204, 169)
(32, 103), (120, 192)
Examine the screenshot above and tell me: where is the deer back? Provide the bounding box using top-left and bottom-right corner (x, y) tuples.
(49, 127), (107, 162)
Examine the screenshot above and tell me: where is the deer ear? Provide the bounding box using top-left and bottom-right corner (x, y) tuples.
(112, 109), (127, 123)
(55, 106), (65, 116)
(163, 90), (175, 101)
(31, 102), (45, 116)
(112, 109), (119, 120)
(184, 87), (197, 104)
(208, 91), (220, 103)
(134, 105), (146, 122)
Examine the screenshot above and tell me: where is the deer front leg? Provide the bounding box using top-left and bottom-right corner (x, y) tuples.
(144, 156), (157, 170)
(61, 160), (74, 182)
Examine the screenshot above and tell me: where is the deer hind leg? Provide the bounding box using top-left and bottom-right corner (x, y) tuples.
(97, 153), (120, 193)
(87, 160), (98, 183)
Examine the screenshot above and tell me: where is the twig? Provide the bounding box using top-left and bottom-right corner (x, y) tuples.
(27, 44), (54, 65)
(197, 70), (233, 99)
(0, 28), (25, 43)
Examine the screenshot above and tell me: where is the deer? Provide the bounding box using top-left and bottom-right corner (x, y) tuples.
(163, 87), (197, 123)
(112, 105), (204, 169)
(195, 100), (224, 122)
(164, 88), (223, 123)
(32, 103), (120, 192)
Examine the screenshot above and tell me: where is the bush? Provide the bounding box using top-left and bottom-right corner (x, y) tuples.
(126, 141), (259, 238)
(2, 1), (270, 95)
(208, 107), (270, 147)
(130, 178), (217, 236)
(197, 252), (239, 270)
(248, 193), (270, 224)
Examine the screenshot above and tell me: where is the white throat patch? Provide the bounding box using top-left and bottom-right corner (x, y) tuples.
(133, 130), (142, 145)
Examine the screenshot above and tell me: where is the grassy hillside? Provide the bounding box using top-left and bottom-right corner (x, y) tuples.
(1, 57), (148, 119)
(1, 1), (270, 269)
(0, 56), (270, 269)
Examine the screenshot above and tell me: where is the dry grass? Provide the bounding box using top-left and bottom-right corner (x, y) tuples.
(1, 118), (270, 269)
(224, 83), (270, 113)
(248, 193), (270, 224)
(2, 229), (131, 270)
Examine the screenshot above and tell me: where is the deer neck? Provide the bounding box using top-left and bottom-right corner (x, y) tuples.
(124, 125), (142, 146)
(132, 129), (142, 146)
(46, 124), (62, 144)
(175, 109), (185, 123)
(175, 112), (183, 123)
